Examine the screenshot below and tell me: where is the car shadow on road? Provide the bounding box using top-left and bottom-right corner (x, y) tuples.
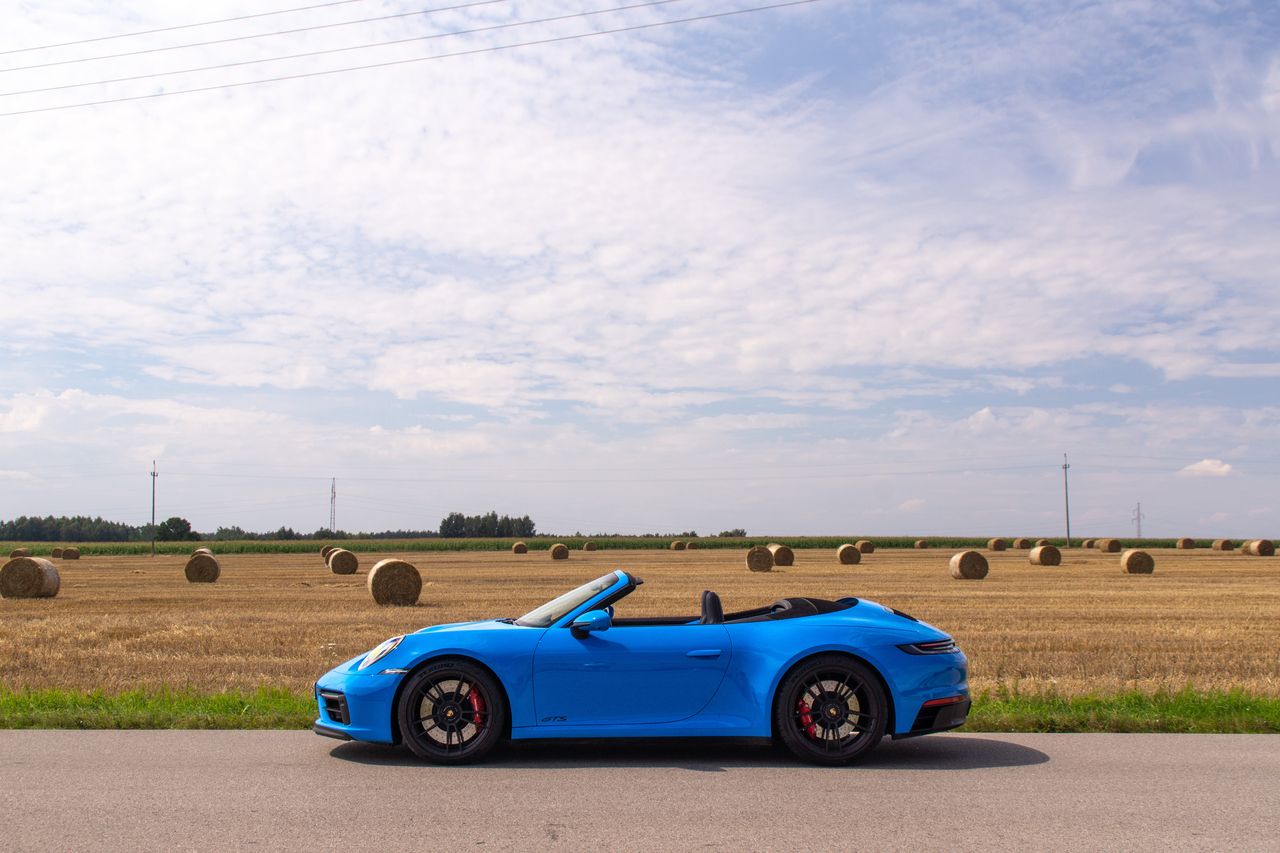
(329, 733), (1049, 772)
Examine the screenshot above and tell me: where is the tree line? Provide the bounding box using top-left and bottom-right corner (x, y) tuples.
(0, 515), (142, 542)
(438, 511), (536, 538)
(2, 514), (747, 541)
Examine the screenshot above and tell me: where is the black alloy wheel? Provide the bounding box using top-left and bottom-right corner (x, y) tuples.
(397, 660), (507, 764)
(774, 655), (887, 765)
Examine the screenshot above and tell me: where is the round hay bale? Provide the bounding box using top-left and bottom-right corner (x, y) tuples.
(1246, 539), (1275, 557)
(367, 558), (422, 606)
(767, 544), (794, 566)
(1035, 538), (1050, 547)
(61, 547), (80, 560)
(51, 547), (64, 559)
(685, 541), (699, 550)
(0, 557), (61, 598)
(745, 546), (774, 572)
(855, 539), (875, 554)
(1097, 538), (1121, 553)
(1212, 539), (1234, 552)
(184, 553), (220, 583)
(192, 547), (213, 557)
(1175, 537), (1194, 550)
(1081, 538), (1096, 549)
(1120, 549), (1155, 574)
(328, 549), (358, 575)
(670, 540), (686, 551)
(949, 550), (988, 580)
(836, 544), (862, 565)
(987, 538), (1006, 552)
(321, 545), (336, 561)
(550, 543), (569, 560)
(1011, 537), (1031, 550)
(1030, 544), (1061, 566)
(914, 539), (929, 549)
(9, 548), (32, 558)
(582, 541), (597, 552)
(511, 541), (528, 554)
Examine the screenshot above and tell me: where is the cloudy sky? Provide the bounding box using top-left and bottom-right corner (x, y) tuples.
(1, 0), (1278, 537)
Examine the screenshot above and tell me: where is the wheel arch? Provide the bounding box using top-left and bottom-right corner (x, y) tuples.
(388, 653), (514, 745)
(768, 650), (896, 740)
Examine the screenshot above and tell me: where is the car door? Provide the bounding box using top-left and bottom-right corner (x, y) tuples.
(532, 624), (732, 726)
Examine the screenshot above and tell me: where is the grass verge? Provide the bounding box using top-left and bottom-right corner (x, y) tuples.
(1, 687), (1278, 732)
(967, 687), (1280, 733)
(0, 687), (314, 729)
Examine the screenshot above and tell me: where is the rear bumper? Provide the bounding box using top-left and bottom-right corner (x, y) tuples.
(892, 697), (971, 739)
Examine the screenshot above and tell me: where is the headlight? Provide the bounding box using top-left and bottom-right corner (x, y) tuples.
(358, 636), (404, 670)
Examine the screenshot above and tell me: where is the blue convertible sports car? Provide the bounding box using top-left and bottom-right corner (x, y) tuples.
(314, 570), (969, 765)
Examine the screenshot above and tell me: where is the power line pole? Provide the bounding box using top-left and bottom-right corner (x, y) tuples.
(150, 460), (158, 558)
(329, 477), (336, 533)
(1132, 501), (1144, 539)
(1062, 453), (1072, 547)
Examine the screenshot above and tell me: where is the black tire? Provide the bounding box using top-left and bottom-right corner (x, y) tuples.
(774, 655), (887, 766)
(397, 660), (507, 764)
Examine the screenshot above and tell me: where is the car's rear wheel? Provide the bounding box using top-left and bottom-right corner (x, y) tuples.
(397, 660), (507, 764)
(775, 655), (887, 765)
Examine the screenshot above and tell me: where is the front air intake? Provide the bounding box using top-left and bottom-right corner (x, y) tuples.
(319, 690), (350, 725)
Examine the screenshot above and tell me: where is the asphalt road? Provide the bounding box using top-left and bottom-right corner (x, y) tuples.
(1, 731), (1277, 851)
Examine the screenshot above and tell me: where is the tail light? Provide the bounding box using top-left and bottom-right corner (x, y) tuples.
(898, 638), (958, 655)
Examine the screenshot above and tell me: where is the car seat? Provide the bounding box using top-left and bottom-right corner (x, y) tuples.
(699, 590), (724, 625)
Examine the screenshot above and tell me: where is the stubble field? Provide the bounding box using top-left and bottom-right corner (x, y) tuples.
(1, 546), (1277, 698)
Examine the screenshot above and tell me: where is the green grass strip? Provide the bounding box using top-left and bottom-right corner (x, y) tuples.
(1, 686), (1278, 732)
(966, 687), (1280, 733)
(0, 687), (314, 729)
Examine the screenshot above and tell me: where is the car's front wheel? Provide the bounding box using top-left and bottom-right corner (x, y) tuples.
(397, 660), (507, 764)
(774, 655), (887, 765)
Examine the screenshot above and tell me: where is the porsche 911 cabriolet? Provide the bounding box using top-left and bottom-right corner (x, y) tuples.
(314, 570), (969, 765)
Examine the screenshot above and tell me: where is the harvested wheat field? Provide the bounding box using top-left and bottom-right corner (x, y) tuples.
(0, 548), (1278, 697)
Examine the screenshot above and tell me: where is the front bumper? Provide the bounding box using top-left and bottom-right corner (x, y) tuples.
(312, 667), (404, 744)
(313, 721), (353, 741)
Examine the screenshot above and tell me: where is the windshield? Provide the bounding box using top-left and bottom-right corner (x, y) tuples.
(515, 572), (621, 628)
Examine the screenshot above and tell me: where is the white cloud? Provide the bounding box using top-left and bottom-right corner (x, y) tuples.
(0, 3), (1277, 535)
(897, 498), (926, 512)
(1178, 458), (1234, 477)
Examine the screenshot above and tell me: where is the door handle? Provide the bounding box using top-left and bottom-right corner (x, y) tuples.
(686, 649), (722, 658)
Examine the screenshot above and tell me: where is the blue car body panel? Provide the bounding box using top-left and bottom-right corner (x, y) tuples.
(315, 570), (969, 745)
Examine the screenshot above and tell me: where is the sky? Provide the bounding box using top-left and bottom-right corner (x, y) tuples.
(1, 0), (1278, 538)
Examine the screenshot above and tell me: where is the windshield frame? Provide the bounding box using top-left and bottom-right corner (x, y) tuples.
(514, 571), (625, 628)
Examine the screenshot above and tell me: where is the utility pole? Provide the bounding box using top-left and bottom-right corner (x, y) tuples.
(1132, 501), (1144, 539)
(1062, 453), (1072, 547)
(150, 461), (158, 557)
(329, 478), (336, 533)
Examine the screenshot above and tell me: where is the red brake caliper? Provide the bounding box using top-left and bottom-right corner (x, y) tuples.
(796, 697), (817, 738)
(469, 688), (486, 730)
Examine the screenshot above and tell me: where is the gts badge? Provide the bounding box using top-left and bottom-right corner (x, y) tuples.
(540, 715), (568, 722)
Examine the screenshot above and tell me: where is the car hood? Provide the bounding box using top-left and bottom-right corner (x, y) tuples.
(411, 619), (520, 636)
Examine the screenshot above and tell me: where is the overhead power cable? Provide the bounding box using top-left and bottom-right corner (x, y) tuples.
(0, 0), (823, 119)
(0, 0), (686, 99)
(0, 0), (512, 74)
(0, 0), (378, 57)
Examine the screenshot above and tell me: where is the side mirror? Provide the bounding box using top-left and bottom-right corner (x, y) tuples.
(570, 609), (611, 638)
